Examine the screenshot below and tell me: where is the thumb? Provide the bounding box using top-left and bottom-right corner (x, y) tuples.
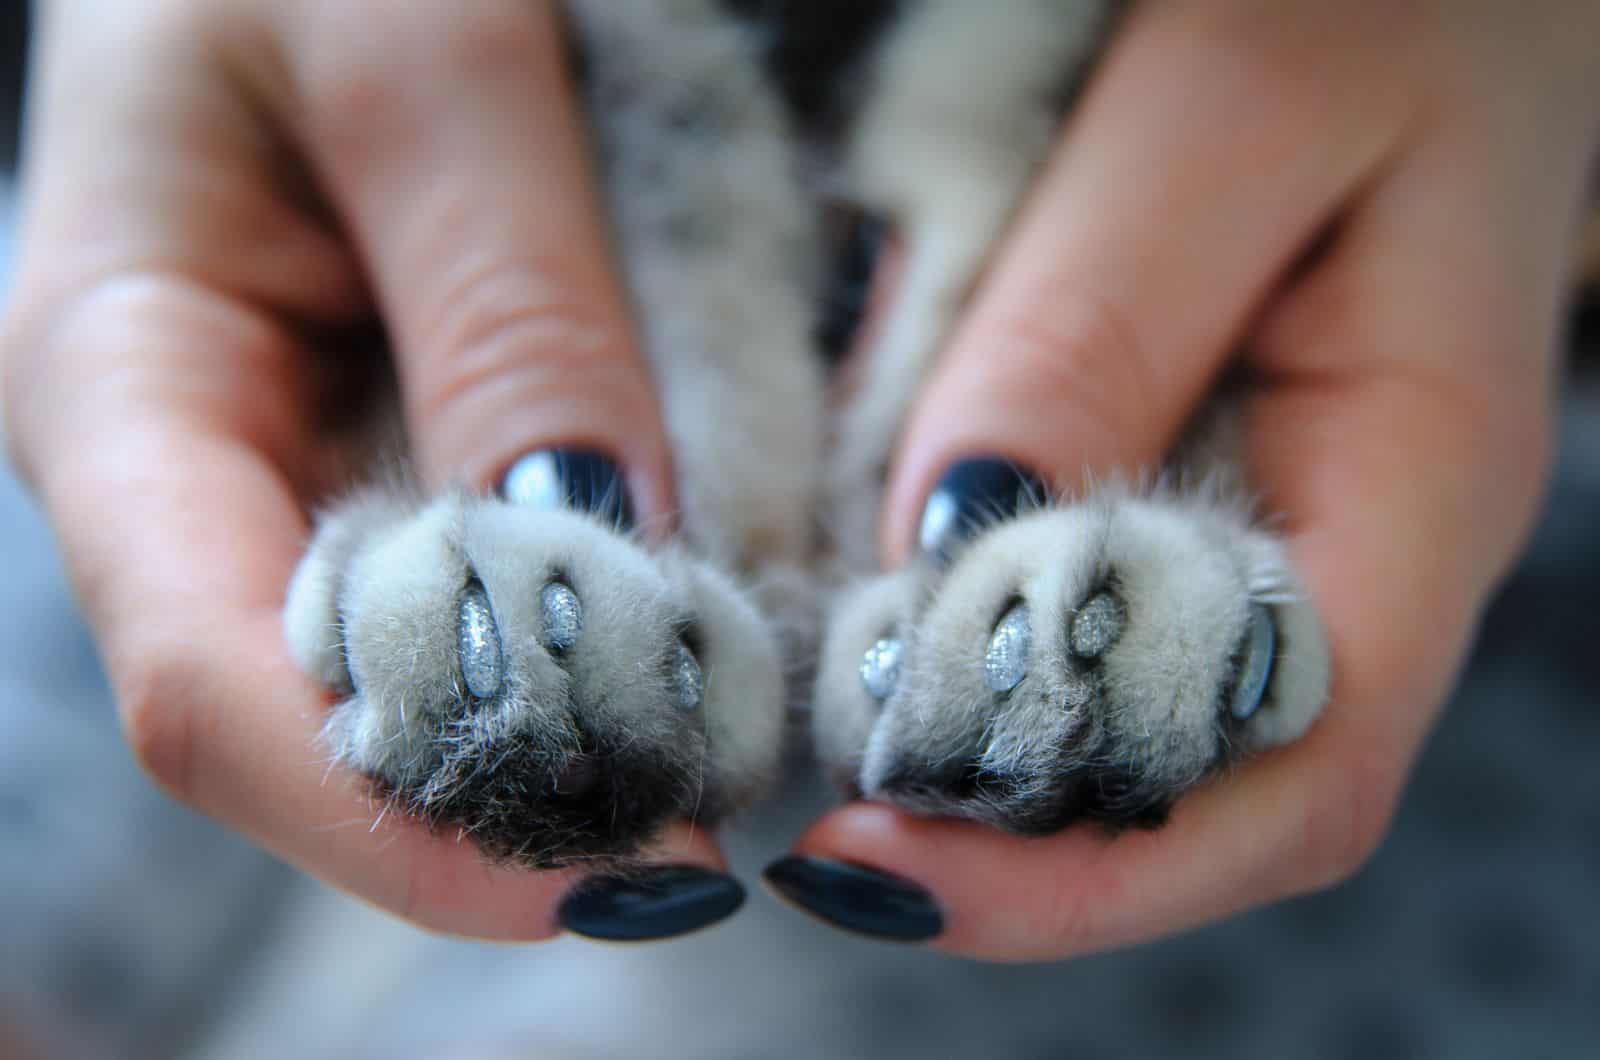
(281, 2), (671, 517)
(879, 0), (1404, 559)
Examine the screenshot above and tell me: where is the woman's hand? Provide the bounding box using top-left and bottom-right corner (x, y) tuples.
(0, 1), (739, 941)
(772, 0), (1600, 959)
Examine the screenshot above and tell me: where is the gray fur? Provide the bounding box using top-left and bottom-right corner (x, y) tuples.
(283, 0), (1330, 864)
(814, 479), (1331, 832)
(285, 489), (785, 867)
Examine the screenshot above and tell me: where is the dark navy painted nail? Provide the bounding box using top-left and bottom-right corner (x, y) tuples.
(500, 448), (633, 528)
(818, 209), (888, 361)
(558, 865), (745, 942)
(917, 457), (1048, 565)
(762, 856), (942, 942)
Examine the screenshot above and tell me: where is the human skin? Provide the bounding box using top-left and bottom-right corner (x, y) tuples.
(4, 0), (1598, 956)
(0, 1), (697, 939)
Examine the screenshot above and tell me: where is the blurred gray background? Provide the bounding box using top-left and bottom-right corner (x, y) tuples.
(1, 8), (1597, 1059)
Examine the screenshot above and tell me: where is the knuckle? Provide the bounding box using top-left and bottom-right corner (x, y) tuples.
(411, 261), (625, 420)
(1038, 870), (1102, 954)
(422, 3), (553, 79)
(400, 259), (642, 484)
(302, 1), (547, 129)
(981, 290), (1163, 455)
(114, 648), (200, 804)
(1298, 757), (1402, 890)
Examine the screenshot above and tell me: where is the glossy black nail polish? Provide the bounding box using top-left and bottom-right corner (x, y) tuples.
(762, 856), (942, 942)
(917, 457), (1048, 565)
(558, 865), (745, 942)
(500, 448), (634, 529)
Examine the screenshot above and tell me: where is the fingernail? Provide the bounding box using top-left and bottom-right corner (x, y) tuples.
(500, 448), (634, 529)
(558, 865), (745, 942)
(762, 856), (942, 942)
(818, 209), (888, 361)
(917, 457), (1048, 565)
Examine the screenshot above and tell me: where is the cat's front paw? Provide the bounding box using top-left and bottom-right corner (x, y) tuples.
(283, 484), (784, 869)
(814, 486), (1330, 834)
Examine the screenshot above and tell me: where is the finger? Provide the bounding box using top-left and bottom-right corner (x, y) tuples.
(1, 2), (368, 371)
(278, 2), (673, 517)
(5, 5), (740, 941)
(10, 276), (732, 941)
(880, 0), (1412, 562)
(1246, 71), (1590, 735)
(776, 110), (1574, 960)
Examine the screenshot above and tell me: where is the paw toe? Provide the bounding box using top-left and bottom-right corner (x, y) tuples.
(817, 493), (1331, 837)
(290, 493), (783, 867)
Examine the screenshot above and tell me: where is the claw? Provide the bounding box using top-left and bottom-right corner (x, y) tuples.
(540, 580), (584, 654)
(1068, 591), (1123, 659)
(458, 582), (503, 699)
(984, 602), (1031, 693)
(859, 636), (904, 701)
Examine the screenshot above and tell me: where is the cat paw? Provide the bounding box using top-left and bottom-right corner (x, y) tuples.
(813, 485), (1330, 833)
(283, 474), (784, 869)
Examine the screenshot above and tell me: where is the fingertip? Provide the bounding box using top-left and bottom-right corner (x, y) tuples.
(639, 818), (732, 873)
(544, 821), (740, 943)
(285, 2), (677, 522)
(761, 853), (942, 944)
(278, 765), (738, 942)
(778, 748), (1384, 961)
(407, 327), (676, 527)
(556, 865), (745, 943)
(879, 288), (1174, 568)
(778, 803), (1089, 956)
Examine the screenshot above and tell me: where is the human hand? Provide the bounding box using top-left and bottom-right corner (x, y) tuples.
(770, 0), (1600, 958)
(0, 1), (742, 941)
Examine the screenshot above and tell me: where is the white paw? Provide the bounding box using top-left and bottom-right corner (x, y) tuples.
(284, 488), (785, 867)
(814, 486), (1330, 832)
